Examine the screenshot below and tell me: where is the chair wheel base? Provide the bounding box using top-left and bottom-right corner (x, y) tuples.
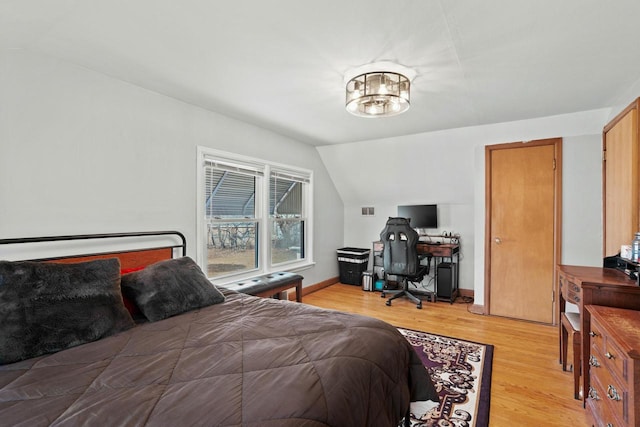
(416, 303), (422, 309)
(385, 301), (391, 306)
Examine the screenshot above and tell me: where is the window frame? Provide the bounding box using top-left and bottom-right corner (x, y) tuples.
(196, 146), (314, 284)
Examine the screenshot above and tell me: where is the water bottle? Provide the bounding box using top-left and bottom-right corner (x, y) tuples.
(632, 232), (640, 262)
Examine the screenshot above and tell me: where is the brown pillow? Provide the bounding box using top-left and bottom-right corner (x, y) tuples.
(0, 258), (135, 365)
(120, 257), (225, 322)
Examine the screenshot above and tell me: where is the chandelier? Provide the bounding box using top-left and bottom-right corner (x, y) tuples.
(345, 71), (410, 117)
(344, 62), (415, 118)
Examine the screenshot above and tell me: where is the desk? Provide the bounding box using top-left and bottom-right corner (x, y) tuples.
(373, 241), (460, 303)
(557, 265), (640, 404)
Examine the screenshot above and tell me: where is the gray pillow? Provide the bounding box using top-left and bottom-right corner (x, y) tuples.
(120, 257), (225, 322)
(0, 258), (135, 365)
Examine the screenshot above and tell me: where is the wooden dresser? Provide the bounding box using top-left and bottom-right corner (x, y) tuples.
(585, 305), (640, 427)
(557, 265), (640, 402)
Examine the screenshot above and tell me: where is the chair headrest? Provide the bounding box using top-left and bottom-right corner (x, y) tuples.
(379, 217), (418, 243)
(385, 217), (411, 227)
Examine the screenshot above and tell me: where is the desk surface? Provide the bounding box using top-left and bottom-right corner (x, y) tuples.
(416, 242), (458, 248)
(557, 264), (637, 288)
(373, 240), (459, 253)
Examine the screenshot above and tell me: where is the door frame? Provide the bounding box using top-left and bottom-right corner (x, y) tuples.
(483, 138), (563, 325)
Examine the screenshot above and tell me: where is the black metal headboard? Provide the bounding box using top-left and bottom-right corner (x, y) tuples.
(0, 231), (187, 262)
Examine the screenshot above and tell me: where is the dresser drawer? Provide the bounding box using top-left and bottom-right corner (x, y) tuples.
(588, 371), (625, 427)
(602, 335), (629, 388)
(590, 346), (628, 424)
(590, 319), (605, 354)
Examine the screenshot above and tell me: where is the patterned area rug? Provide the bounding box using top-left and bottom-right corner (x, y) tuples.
(398, 328), (494, 427)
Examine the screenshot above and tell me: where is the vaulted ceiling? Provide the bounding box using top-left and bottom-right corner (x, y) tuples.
(3, 0), (640, 145)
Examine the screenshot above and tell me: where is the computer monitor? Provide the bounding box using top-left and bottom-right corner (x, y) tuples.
(397, 204), (438, 229)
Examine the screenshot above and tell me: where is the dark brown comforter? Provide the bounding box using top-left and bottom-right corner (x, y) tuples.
(0, 289), (437, 426)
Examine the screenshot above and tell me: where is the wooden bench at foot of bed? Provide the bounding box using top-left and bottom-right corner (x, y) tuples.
(221, 272), (303, 302)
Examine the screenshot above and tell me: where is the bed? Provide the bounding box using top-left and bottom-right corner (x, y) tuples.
(0, 231), (438, 426)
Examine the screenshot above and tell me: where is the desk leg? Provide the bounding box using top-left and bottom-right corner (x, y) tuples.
(558, 296), (566, 365)
(448, 252), (460, 304)
(433, 258), (438, 299)
(456, 252), (460, 301)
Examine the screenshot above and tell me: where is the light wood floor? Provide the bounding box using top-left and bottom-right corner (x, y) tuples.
(303, 284), (589, 427)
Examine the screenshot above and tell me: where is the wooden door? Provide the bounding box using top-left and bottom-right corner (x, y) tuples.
(485, 139), (561, 324)
(603, 101), (639, 257)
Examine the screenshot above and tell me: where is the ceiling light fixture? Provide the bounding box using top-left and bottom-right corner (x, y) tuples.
(344, 62), (416, 118)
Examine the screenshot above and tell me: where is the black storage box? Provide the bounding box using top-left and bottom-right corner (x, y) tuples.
(337, 247), (370, 285)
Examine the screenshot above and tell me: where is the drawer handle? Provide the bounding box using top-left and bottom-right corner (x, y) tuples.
(573, 296), (580, 302)
(607, 385), (621, 401)
(589, 331), (598, 337)
(605, 351), (615, 360)
(589, 355), (600, 367)
(607, 424), (614, 427)
(588, 386), (599, 401)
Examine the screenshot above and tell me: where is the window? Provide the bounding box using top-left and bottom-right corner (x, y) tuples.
(197, 147), (313, 281)
(203, 160), (261, 278)
(270, 169), (309, 265)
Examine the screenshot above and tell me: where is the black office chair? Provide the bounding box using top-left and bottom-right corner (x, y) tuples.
(379, 217), (429, 309)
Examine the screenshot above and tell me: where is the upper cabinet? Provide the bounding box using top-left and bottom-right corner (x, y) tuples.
(603, 98), (640, 257)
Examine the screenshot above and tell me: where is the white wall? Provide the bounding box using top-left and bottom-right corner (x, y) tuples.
(0, 50), (344, 287)
(561, 135), (603, 266)
(318, 109), (610, 305)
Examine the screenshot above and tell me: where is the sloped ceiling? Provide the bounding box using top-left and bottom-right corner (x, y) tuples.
(3, 0), (640, 145)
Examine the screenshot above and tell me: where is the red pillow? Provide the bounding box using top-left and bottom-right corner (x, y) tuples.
(121, 266), (146, 274)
